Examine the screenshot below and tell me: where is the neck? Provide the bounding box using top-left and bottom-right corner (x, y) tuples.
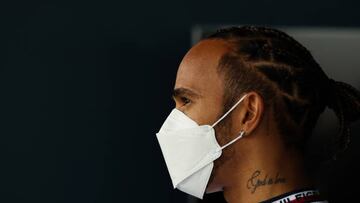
(222, 141), (312, 203)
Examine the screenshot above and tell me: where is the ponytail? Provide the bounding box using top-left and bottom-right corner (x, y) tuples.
(325, 78), (360, 159)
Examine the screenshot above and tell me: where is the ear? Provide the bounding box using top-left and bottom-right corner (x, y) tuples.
(238, 91), (264, 136)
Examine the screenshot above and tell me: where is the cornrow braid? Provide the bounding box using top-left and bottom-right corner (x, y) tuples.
(327, 79), (360, 159)
(204, 25), (360, 158)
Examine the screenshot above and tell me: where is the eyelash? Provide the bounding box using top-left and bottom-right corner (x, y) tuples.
(180, 96), (191, 106)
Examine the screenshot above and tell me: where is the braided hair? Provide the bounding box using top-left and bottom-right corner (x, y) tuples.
(204, 25), (360, 159)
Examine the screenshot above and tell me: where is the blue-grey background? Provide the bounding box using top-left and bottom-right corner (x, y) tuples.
(1, 1), (360, 203)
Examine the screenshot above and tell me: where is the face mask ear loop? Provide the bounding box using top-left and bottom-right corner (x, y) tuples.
(216, 130), (245, 152)
(211, 94), (248, 128)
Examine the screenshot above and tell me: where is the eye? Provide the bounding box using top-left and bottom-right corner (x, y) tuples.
(180, 96), (191, 106)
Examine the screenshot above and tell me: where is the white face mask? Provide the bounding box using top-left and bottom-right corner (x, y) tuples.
(155, 93), (248, 199)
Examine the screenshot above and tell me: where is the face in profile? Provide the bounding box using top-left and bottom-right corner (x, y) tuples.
(173, 39), (253, 193)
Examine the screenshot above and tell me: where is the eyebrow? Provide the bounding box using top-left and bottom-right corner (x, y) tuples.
(172, 87), (201, 100)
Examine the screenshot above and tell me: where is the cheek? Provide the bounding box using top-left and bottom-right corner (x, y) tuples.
(214, 120), (233, 147)
(208, 123), (236, 187)
(214, 119), (239, 164)
(190, 99), (223, 126)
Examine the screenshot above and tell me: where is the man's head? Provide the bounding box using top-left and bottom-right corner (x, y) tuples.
(171, 26), (339, 192)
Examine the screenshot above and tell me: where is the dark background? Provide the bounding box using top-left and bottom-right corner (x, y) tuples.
(1, 0), (360, 203)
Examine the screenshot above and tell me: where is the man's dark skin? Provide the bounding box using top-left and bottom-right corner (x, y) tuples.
(172, 39), (312, 203)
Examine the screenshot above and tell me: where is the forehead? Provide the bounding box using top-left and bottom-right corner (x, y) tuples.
(175, 39), (230, 96)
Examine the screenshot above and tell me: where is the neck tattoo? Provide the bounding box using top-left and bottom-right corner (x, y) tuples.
(246, 170), (286, 194)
